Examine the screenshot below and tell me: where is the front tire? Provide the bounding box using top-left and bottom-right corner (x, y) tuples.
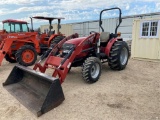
(15, 45), (37, 66)
(5, 54), (16, 63)
(108, 41), (129, 70)
(82, 57), (102, 83)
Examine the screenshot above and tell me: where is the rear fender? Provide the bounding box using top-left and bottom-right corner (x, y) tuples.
(48, 34), (61, 46)
(105, 38), (122, 57)
(49, 34), (58, 41)
(12, 40), (40, 53)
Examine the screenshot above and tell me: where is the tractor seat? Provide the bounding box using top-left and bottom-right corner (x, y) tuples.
(49, 30), (55, 35)
(100, 32), (110, 47)
(100, 32), (110, 43)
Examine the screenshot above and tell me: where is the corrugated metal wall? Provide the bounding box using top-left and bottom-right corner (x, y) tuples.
(72, 23), (84, 36)
(71, 14), (160, 41)
(102, 18), (117, 33)
(40, 13), (160, 42)
(72, 18), (133, 41)
(72, 21), (100, 37)
(131, 18), (160, 60)
(40, 24), (73, 36)
(118, 18), (133, 41)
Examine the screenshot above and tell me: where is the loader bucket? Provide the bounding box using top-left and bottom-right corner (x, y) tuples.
(3, 65), (65, 117)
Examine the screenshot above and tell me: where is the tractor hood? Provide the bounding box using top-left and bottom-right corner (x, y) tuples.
(64, 37), (87, 46)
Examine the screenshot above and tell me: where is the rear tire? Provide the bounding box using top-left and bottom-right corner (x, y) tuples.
(5, 54), (16, 63)
(82, 57), (102, 83)
(50, 36), (65, 47)
(108, 41), (129, 70)
(15, 45), (37, 66)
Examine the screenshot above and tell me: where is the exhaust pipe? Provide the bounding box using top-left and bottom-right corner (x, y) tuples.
(30, 17), (34, 32)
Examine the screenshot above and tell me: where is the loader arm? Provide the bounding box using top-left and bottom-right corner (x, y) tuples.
(33, 33), (79, 72)
(47, 33), (97, 83)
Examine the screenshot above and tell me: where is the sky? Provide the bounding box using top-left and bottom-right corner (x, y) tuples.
(0, 0), (160, 29)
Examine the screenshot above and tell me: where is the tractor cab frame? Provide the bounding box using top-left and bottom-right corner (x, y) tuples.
(2, 19), (29, 33)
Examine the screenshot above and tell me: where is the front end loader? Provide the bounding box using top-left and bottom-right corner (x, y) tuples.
(3, 7), (129, 117)
(3, 33), (79, 117)
(3, 65), (64, 117)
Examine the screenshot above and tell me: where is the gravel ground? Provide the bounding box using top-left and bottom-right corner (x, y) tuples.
(0, 59), (159, 120)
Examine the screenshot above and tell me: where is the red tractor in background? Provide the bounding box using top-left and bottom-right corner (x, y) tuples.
(0, 19), (29, 46)
(3, 7), (130, 116)
(0, 19), (30, 63)
(0, 16), (65, 66)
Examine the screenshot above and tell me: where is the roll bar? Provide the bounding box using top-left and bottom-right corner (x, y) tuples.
(99, 7), (122, 34)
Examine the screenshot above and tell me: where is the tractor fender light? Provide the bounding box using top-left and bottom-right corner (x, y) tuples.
(117, 32), (121, 37)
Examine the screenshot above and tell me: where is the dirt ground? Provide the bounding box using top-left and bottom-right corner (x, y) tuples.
(0, 59), (159, 120)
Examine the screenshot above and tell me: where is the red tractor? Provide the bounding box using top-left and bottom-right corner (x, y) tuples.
(0, 19), (29, 46)
(33, 7), (129, 83)
(3, 7), (129, 116)
(0, 16), (65, 66)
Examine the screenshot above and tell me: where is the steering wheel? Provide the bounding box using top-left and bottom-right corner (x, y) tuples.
(90, 31), (98, 34)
